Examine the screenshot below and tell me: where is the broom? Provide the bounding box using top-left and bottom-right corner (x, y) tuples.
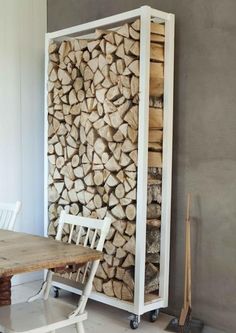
(165, 193), (204, 333)
(178, 193), (192, 332)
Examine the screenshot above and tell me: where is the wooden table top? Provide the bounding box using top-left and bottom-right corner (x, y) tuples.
(0, 229), (102, 277)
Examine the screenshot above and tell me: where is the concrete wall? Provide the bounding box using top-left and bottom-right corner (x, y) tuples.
(47, 1), (236, 332)
(0, 0), (46, 283)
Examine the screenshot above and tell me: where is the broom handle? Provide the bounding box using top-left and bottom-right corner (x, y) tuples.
(188, 202), (192, 307)
(187, 194), (192, 307)
(184, 193), (191, 308)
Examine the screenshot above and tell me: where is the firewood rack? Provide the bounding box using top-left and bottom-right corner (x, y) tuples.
(44, 6), (174, 329)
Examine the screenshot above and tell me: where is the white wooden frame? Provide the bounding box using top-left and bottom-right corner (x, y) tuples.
(0, 201), (21, 231)
(44, 5), (174, 318)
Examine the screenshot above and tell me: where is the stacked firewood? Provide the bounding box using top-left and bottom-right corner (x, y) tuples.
(47, 18), (164, 301)
(144, 21), (165, 294)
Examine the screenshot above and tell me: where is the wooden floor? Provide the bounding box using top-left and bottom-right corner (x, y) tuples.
(12, 280), (173, 333)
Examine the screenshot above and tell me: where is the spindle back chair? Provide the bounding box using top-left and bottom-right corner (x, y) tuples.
(0, 211), (111, 333)
(0, 201), (21, 230)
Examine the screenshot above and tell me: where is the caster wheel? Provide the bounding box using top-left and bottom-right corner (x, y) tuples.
(130, 318), (139, 330)
(149, 309), (159, 322)
(53, 287), (60, 298)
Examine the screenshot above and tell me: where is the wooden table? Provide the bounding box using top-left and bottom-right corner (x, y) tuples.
(0, 229), (102, 306)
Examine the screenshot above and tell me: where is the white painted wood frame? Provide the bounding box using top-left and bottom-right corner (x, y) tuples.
(0, 201), (21, 231)
(44, 5), (175, 318)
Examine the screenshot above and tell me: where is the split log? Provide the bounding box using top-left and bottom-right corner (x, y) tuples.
(129, 27), (139, 41)
(146, 224), (160, 252)
(116, 247), (127, 259)
(111, 204), (125, 219)
(106, 86), (121, 101)
(123, 269), (134, 290)
(106, 42), (117, 54)
(149, 108), (163, 129)
(124, 108), (138, 131)
(145, 263), (159, 293)
(116, 43), (125, 59)
(121, 139), (136, 153)
(113, 280), (122, 299)
(105, 226), (116, 240)
(131, 19), (140, 31)
(148, 142), (162, 152)
(128, 60), (139, 76)
(103, 254), (113, 266)
(68, 189), (78, 202)
(150, 63), (164, 97)
(94, 69), (104, 86)
(105, 156), (121, 172)
(113, 231), (126, 247)
(148, 152), (162, 168)
(114, 34), (123, 46)
(124, 38), (134, 54)
(96, 263), (107, 279)
(130, 41), (139, 56)
(147, 219), (161, 228)
(96, 88), (107, 103)
(93, 277), (103, 292)
(147, 204), (161, 219)
(123, 235), (135, 255)
(122, 253), (135, 268)
(146, 252), (160, 265)
(48, 42), (57, 54)
(106, 174), (119, 187)
(151, 33), (165, 43)
(104, 241), (116, 255)
(125, 222), (136, 236)
(58, 68), (71, 85)
(104, 31), (115, 44)
(149, 130), (163, 143)
(96, 207), (107, 219)
(121, 284), (133, 301)
(131, 76), (139, 97)
(147, 184), (162, 204)
(116, 267), (125, 280)
(48, 186), (59, 203)
(116, 23), (129, 38)
(151, 22), (165, 36)
(94, 137), (107, 156)
(150, 43), (164, 62)
(87, 40), (100, 52)
(112, 220), (126, 234)
(102, 262), (115, 279)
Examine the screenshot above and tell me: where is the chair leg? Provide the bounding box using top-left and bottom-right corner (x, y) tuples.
(76, 322), (85, 333)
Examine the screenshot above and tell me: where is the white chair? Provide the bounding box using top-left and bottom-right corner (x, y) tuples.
(0, 201), (21, 230)
(0, 211), (111, 333)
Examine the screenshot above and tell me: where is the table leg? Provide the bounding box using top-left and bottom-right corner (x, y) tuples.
(0, 276), (12, 306)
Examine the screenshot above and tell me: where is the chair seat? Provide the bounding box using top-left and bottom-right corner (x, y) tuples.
(0, 298), (87, 333)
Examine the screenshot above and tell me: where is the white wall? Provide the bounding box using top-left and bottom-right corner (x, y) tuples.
(0, 0), (46, 283)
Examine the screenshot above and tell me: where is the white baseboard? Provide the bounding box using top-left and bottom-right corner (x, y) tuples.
(12, 271), (43, 286)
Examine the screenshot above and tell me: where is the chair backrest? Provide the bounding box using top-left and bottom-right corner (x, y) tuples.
(56, 210), (111, 285)
(0, 201), (21, 231)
